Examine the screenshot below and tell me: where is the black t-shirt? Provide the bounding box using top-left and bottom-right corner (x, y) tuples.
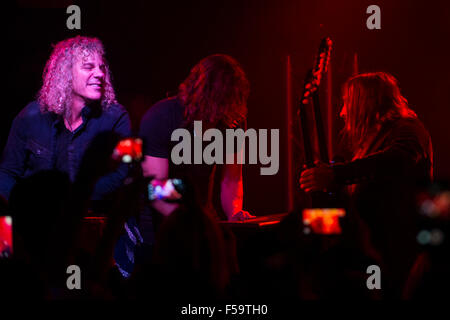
(139, 97), (241, 220)
(140, 97), (185, 159)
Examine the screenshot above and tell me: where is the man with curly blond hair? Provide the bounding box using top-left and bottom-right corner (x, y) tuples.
(0, 36), (131, 201)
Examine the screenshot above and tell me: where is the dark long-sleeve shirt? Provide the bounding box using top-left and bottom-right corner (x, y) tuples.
(331, 117), (433, 297)
(0, 101), (131, 200)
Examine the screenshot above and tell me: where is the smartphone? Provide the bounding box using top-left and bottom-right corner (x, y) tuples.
(0, 216), (13, 258)
(302, 208), (346, 235)
(148, 178), (185, 202)
(112, 138), (143, 163)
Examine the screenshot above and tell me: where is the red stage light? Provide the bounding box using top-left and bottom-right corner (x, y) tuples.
(0, 216), (13, 257)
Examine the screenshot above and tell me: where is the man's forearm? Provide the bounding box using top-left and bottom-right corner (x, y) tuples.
(221, 178), (243, 220)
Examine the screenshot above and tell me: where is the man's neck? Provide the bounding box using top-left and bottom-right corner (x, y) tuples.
(65, 96), (86, 131)
(71, 96), (86, 119)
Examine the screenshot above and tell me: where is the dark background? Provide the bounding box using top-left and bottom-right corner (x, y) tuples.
(5, 0), (450, 215)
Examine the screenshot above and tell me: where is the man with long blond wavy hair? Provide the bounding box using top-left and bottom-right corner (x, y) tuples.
(0, 36), (131, 201)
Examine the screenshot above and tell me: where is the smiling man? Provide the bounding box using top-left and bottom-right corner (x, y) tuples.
(0, 36), (131, 201)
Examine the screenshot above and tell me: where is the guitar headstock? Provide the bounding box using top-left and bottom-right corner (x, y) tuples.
(300, 37), (333, 105)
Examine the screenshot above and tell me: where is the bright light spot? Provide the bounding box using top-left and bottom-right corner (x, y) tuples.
(420, 200), (436, 217)
(5, 216), (12, 226)
(417, 230), (431, 245)
(435, 191), (450, 214)
(122, 155), (132, 163)
(430, 229), (445, 246)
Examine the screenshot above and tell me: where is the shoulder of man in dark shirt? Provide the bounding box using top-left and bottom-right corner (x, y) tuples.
(140, 97), (181, 125)
(11, 101), (49, 133)
(332, 116), (433, 185)
(393, 116), (431, 145)
(388, 117), (429, 139)
(382, 117), (433, 164)
(101, 103), (128, 120)
(139, 97), (184, 158)
(17, 100), (42, 117)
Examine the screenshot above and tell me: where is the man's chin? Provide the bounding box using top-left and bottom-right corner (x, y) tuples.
(86, 95), (102, 101)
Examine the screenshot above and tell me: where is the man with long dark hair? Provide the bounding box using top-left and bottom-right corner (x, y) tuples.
(300, 72), (433, 298)
(135, 55), (251, 296)
(140, 54), (252, 222)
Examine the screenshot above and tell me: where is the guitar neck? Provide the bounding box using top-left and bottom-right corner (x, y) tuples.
(312, 91), (329, 164)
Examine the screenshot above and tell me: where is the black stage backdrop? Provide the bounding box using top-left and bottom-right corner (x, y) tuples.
(4, 0), (450, 215)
